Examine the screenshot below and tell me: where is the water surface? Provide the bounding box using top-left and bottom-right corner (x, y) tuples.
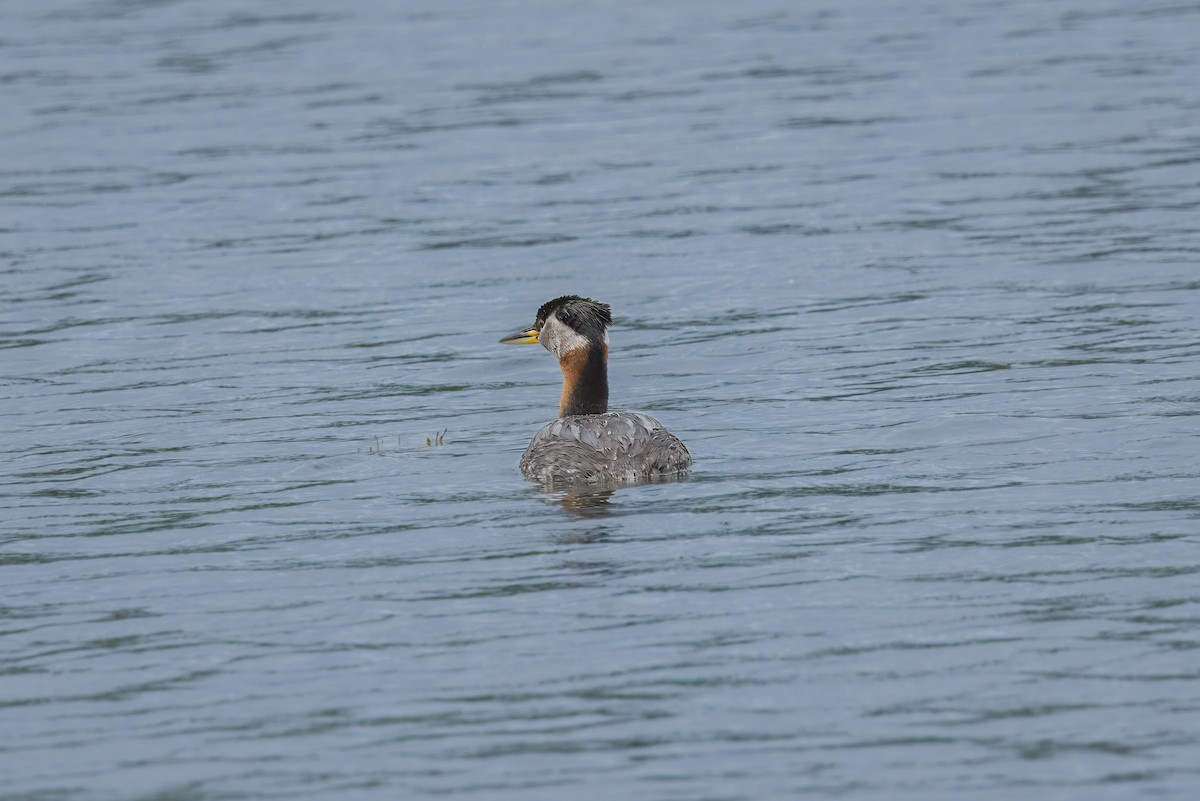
(3, 0), (1200, 798)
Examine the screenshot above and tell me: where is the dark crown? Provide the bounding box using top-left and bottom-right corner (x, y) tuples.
(535, 296), (613, 330)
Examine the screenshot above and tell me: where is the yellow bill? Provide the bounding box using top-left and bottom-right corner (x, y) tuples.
(499, 327), (540, 345)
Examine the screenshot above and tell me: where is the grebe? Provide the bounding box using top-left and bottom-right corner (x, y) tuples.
(500, 295), (691, 485)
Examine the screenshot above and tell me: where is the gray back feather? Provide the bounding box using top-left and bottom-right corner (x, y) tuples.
(520, 411), (691, 485)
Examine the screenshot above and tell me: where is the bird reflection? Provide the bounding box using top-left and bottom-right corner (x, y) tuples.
(537, 472), (689, 525)
(556, 487), (616, 519)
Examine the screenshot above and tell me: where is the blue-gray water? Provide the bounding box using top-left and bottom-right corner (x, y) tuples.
(3, 0), (1200, 798)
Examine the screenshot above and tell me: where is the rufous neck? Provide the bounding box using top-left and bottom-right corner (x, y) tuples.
(558, 344), (608, 417)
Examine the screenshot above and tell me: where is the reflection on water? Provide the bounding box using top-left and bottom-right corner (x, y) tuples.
(3, 0), (1200, 799)
(538, 474), (690, 520)
(552, 526), (613, 546)
(553, 486), (617, 519)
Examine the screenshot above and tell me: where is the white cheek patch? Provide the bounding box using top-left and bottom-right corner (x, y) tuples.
(541, 315), (591, 358)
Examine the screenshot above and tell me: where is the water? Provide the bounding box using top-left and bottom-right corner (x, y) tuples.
(3, 0), (1200, 798)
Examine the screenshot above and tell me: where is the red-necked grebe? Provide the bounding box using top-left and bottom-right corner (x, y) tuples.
(500, 295), (691, 484)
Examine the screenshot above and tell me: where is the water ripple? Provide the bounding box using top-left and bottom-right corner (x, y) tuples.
(3, 0), (1199, 799)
